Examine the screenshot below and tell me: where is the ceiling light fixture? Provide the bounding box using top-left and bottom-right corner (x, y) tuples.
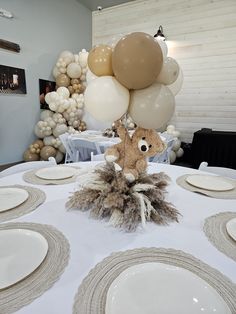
(154, 25), (166, 41)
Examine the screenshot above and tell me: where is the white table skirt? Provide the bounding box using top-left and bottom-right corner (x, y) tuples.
(0, 162), (236, 314)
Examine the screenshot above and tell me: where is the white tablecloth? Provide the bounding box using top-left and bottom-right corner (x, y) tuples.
(0, 162), (236, 314)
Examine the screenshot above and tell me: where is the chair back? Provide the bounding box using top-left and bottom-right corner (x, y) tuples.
(91, 152), (105, 161)
(59, 133), (75, 163)
(70, 138), (102, 162)
(0, 157), (57, 178)
(199, 162), (236, 179)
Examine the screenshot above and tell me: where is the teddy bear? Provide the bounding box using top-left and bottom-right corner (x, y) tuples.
(105, 125), (166, 182)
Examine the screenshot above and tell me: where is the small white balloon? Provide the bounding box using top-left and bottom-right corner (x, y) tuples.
(43, 135), (55, 146)
(169, 150), (176, 164)
(55, 150), (64, 163)
(59, 51), (75, 65)
(78, 49), (88, 67)
(172, 139), (181, 152)
(167, 68), (184, 96)
(157, 57), (179, 85)
(167, 125), (175, 132)
(58, 144), (66, 153)
(176, 147), (184, 158)
(52, 66), (61, 79)
(40, 110), (53, 121)
(53, 124), (68, 137)
(57, 86), (70, 99)
(172, 130), (180, 138)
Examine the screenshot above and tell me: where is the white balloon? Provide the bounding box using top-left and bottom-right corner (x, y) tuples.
(155, 39), (168, 59)
(53, 124), (68, 137)
(43, 135), (55, 146)
(59, 51), (75, 65)
(56, 86), (70, 99)
(78, 49), (88, 67)
(67, 62), (81, 79)
(172, 130), (180, 138)
(167, 125), (175, 132)
(86, 69), (98, 83)
(176, 147), (184, 158)
(157, 57), (179, 85)
(49, 103), (57, 111)
(40, 110), (53, 121)
(172, 139), (181, 152)
(167, 68), (184, 96)
(34, 125), (45, 138)
(84, 76), (129, 123)
(58, 144), (66, 154)
(50, 91), (60, 102)
(169, 150), (176, 164)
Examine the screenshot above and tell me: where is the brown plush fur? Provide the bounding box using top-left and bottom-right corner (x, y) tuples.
(66, 163), (180, 232)
(105, 126), (165, 181)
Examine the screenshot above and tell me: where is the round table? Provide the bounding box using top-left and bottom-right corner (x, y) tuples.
(0, 162), (235, 314)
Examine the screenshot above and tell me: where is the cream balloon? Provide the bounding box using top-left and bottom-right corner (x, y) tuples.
(157, 57), (179, 85)
(84, 76), (129, 123)
(53, 124), (68, 137)
(55, 150), (64, 163)
(129, 83), (175, 129)
(172, 139), (181, 152)
(167, 68), (184, 96)
(169, 150), (176, 164)
(176, 147), (184, 158)
(78, 49), (88, 67)
(56, 86), (70, 99)
(66, 63), (81, 79)
(40, 110), (53, 121)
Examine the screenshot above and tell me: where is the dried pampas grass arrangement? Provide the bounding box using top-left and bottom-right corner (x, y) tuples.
(66, 163), (180, 232)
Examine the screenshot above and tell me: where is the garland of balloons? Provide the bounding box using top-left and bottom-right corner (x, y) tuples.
(84, 32), (183, 130)
(23, 49), (89, 162)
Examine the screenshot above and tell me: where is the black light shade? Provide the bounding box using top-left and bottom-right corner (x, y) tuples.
(154, 25), (166, 40)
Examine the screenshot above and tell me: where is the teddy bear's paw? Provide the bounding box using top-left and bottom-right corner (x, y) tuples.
(124, 172), (136, 182)
(105, 155), (118, 162)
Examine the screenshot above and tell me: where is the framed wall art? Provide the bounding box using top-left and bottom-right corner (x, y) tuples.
(0, 64), (26, 94)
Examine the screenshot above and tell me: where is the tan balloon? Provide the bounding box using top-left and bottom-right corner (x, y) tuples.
(56, 74), (70, 87)
(33, 139), (44, 149)
(157, 57), (179, 85)
(23, 149), (40, 162)
(112, 32), (163, 90)
(40, 145), (57, 161)
(88, 44), (113, 76)
(129, 83), (175, 129)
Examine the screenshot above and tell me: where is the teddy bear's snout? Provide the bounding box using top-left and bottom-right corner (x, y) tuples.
(138, 139), (149, 153)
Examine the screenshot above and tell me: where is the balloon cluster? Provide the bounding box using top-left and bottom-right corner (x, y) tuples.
(84, 32), (183, 130)
(166, 125), (184, 164)
(23, 49), (89, 162)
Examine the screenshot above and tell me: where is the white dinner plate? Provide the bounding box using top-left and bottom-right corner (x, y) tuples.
(0, 188), (29, 212)
(105, 262), (230, 314)
(186, 174), (234, 191)
(226, 218), (236, 241)
(0, 229), (48, 289)
(35, 166), (77, 180)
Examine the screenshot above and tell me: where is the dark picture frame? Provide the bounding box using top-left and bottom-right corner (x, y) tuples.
(0, 64), (27, 94)
(39, 79), (56, 109)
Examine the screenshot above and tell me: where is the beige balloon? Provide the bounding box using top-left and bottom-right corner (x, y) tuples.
(66, 62), (82, 79)
(88, 44), (113, 76)
(23, 149), (40, 162)
(40, 146), (57, 161)
(56, 74), (70, 87)
(112, 32), (163, 90)
(129, 83), (175, 129)
(157, 57), (179, 85)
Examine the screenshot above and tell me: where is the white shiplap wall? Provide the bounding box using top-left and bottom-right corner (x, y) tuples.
(92, 0), (236, 142)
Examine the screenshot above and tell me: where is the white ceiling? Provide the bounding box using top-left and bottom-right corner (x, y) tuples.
(78, 0), (135, 11)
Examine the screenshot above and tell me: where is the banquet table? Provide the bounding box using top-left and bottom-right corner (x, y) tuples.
(0, 162), (236, 314)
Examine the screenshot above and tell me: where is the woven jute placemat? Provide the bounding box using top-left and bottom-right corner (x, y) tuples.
(204, 212), (236, 262)
(176, 174), (236, 199)
(73, 247), (236, 314)
(0, 222), (70, 314)
(23, 167), (79, 185)
(0, 185), (46, 223)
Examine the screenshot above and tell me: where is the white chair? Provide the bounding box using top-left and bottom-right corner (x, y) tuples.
(90, 152), (105, 161)
(0, 157), (57, 178)
(199, 162), (236, 179)
(70, 138), (102, 162)
(59, 133), (75, 163)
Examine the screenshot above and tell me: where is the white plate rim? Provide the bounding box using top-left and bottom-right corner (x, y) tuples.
(0, 228), (48, 290)
(185, 174), (234, 191)
(226, 218), (236, 241)
(0, 188), (29, 212)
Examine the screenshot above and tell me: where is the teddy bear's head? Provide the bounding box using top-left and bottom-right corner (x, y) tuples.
(132, 127), (165, 157)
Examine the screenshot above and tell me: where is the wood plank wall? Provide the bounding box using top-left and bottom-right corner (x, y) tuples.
(92, 0), (236, 143)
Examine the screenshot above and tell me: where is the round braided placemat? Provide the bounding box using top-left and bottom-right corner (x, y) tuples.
(73, 247), (236, 314)
(176, 174), (236, 199)
(0, 222), (70, 314)
(204, 212), (236, 262)
(0, 185), (46, 223)
(23, 167), (79, 185)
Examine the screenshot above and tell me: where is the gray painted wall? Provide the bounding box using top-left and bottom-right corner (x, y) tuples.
(0, 0), (92, 165)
